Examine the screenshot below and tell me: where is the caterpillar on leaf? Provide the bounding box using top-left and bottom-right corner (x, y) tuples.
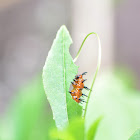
(69, 72), (90, 103)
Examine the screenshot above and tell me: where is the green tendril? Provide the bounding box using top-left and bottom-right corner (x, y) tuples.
(73, 32), (102, 119)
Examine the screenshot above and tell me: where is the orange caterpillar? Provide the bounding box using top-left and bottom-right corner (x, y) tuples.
(69, 72), (90, 103)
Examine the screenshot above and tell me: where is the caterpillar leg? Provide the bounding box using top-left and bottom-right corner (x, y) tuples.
(84, 86), (90, 90)
(69, 91), (76, 96)
(82, 79), (87, 83)
(73, 79), (78, 82)
(79, 98), (87, 103)
(82, 72), (87, 75)
(82, 93), (88, 97)
(71, 82), (77, 85)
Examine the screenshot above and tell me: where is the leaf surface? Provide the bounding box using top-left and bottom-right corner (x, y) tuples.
(0, 76), (55, 140)
(50, 117), (85, 140)
(85, 71), (140, 140)
(87, 116), (103, 140)
(43, 25), (82, 130)
(129, 129), (140, 140)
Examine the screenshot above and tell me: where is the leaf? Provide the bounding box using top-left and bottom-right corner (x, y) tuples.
(85, 71), (140, 140)
(0, 75), (55, 140)
(43, 25), (82, 130)
(67, 117), (85, 140)
(50, 117), (85, 140)
(87, 116), (103, 140)
(129, 129), (140, 140)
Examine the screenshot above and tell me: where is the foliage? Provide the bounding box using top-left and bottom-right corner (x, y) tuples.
(85, 71), (140, 140)
(0, 76), (55, 140)
(129, 128), (140, 140)
(1, 26), (140, 140)
(42, 25), (82, 130)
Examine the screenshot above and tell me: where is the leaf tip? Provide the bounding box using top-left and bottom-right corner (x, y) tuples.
(60, 25), (67, 29)
(58, 25), (73, 44)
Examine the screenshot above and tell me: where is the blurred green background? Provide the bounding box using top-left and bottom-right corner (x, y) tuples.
(0, 0), (140, 140)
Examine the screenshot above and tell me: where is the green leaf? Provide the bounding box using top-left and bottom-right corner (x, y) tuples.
(85, 71), (140, 140)
(50, 117), (85, 140)
(67, 117), (85, 140)
(0, 75), (55, 140)
(43, 25), (82, 130)
(129, 129), (140, 140)
(87, 116), (103, 140)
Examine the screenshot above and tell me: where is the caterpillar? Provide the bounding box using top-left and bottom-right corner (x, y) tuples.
(69, 72), (90, 103)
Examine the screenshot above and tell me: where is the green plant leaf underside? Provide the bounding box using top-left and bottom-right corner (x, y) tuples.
(87, 116), (103, 140)
(43, 25), (82, 130)
(129, 128), (140, 140)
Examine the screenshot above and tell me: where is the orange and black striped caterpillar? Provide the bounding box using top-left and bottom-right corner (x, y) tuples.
(69, 72), (90, 103)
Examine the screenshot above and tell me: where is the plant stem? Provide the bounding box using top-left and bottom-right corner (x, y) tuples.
(73, 32), (101, 119)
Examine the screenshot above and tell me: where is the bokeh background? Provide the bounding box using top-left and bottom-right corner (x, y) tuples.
(0, 0), (140, 140)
